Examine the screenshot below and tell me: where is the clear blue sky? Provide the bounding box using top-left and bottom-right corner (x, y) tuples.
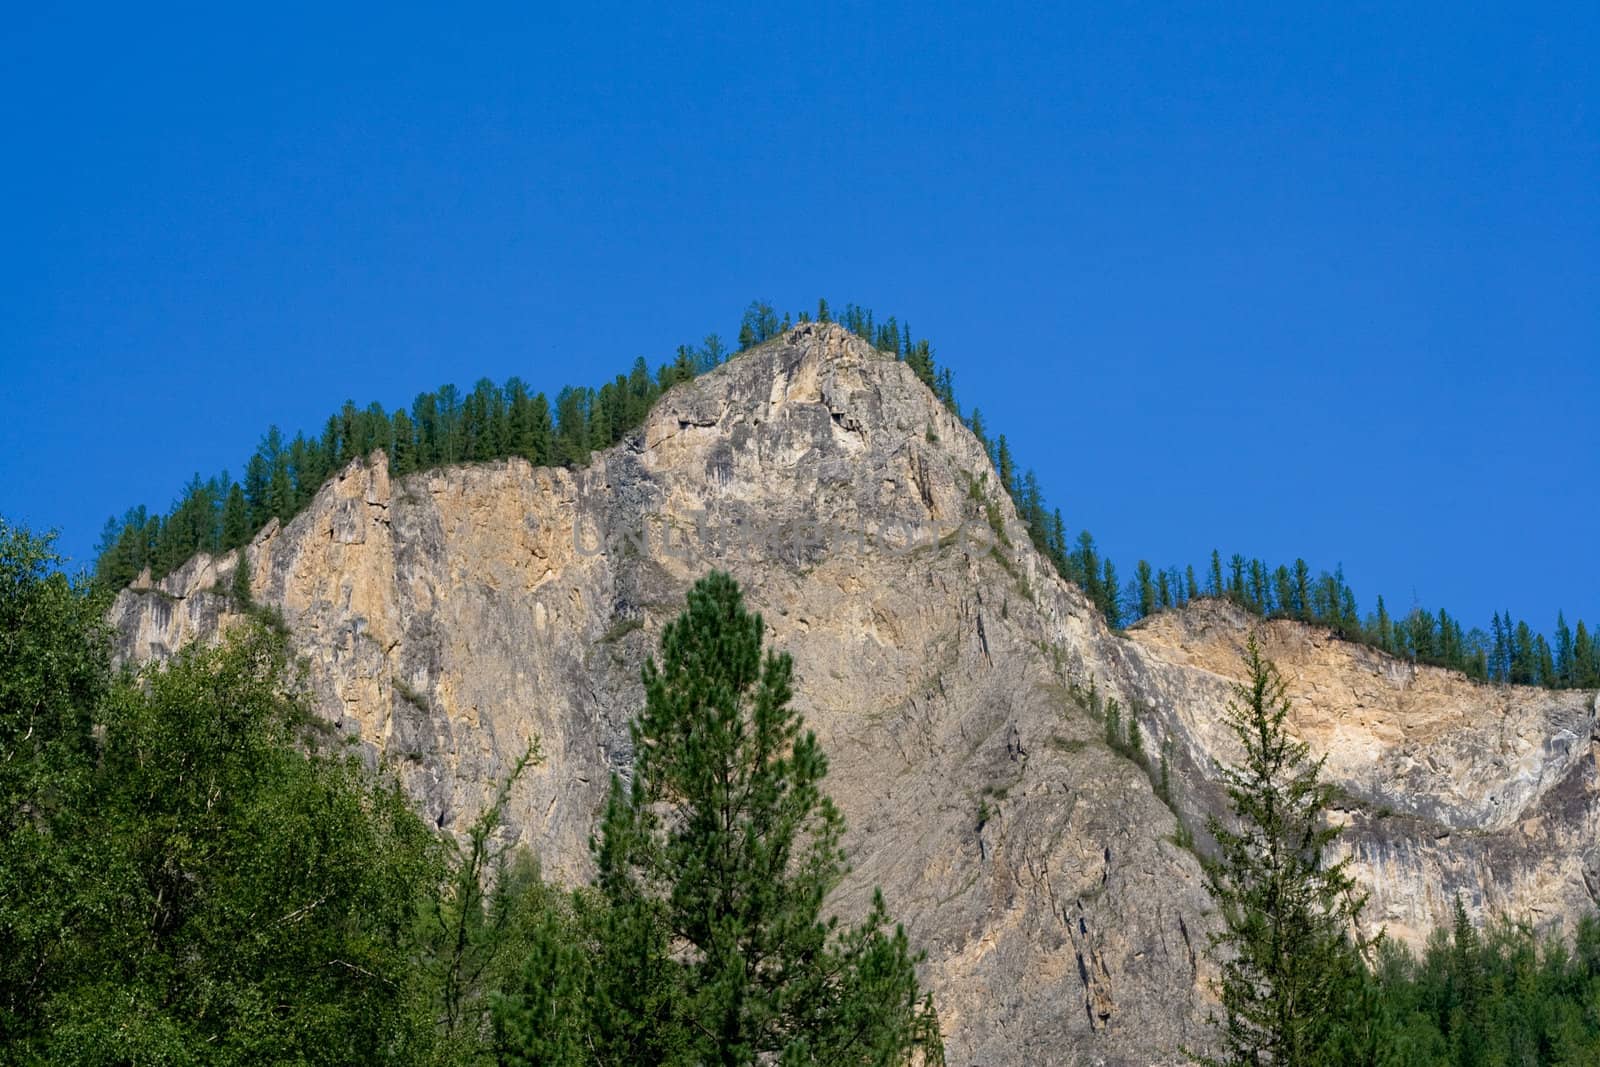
(3, 2), (1595, 631)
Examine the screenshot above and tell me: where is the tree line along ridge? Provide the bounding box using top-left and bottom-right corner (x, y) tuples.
(93, 299), (1597, 692)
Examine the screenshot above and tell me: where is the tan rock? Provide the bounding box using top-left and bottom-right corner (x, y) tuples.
(110, 322), (1598, 1065)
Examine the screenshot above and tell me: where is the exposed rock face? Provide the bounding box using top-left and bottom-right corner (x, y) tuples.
(110, 323), (1597, 1065)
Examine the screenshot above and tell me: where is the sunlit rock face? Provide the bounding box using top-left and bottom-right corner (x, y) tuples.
(111, 322), (1598, 1066)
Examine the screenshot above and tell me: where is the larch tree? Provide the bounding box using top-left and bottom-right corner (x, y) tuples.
(1195, 635), (1372, 1066)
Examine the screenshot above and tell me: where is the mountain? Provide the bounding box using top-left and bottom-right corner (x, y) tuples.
(109, 322), (1599, 1065)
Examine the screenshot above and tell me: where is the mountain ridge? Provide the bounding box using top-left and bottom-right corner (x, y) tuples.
(109, 321), (1599, 1065)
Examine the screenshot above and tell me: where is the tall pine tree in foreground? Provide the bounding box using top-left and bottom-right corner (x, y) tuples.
(1195, 635), (1373, 1066)
(496, 571), (942, 1066)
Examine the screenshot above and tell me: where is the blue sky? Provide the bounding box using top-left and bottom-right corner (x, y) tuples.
(2, 2), (1595, 631)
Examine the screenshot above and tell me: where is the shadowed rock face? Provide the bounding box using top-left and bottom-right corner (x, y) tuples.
(110, 322), (1598, 1066)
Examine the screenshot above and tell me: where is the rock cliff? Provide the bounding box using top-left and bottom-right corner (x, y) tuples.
(110, 322), (1598, 1065)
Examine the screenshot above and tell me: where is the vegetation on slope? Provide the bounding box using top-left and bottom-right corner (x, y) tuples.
(1195, 637), (1600, 1066)
(3, 521), (938, 1064)
(91, 301), (1595, 690)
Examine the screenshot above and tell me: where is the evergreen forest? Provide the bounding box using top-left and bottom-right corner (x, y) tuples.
(93, 300), (1596, 691)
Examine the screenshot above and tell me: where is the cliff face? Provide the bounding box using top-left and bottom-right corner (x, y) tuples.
(110, 322), (1598, 1065)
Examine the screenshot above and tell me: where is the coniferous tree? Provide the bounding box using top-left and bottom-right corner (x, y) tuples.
(86, 300), (1597, 698)
(527, 392), (554, 467)
(1292, 559), (1312, 622)
(622, 359), (655, 425)
(221, 483), (250, 548)
(1576, 621), (1596, 689)
(1373, 596), (1393, 655)
(737, 300), (780, 349)
(503, 573), (943, 1066)
(1073, 531), (1102, 605)
(1196, 636), (1371, 1066)
(1554, 612), (1575, 688)
(437, 383), (464, 464)
(390, 408), (416, 476)
(366, 400), (393, 459)
(995, 435), (1015, 494)
(698, 333), (727, 371)
(553, 387), (590, 467)
(967, 408), (989, 453)
(1102, 559), (1122, 628)
(411, 392), (438, 468)
(1535, 634), (1555, 689)
(1512, 621), (1536, 686)
(1137, 560), (1157, 620)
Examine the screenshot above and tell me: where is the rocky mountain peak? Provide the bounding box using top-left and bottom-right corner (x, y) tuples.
(108, 326), (1599, 1065)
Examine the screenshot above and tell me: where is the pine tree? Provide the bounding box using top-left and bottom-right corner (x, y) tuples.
(536, 572), (943, 1066)
(967, 407), (989, 452)
(268, 453), (293, 522)
(553, 386), (590, 467)
(738, 300), (779, 349)
(1102, 559), (1122, 628)
(1196, 636), (1371, 1066)
(437, 383), (464, 465)
(220, 483), (250, 548)
(1373, 596), (1393, 655)
(1490, 613), (1509, 682)
(698, 333), (727, 371)
(1554, 612), (1575, 687)
(1511, 621), (1536, 686)
(1535, 634), (1555, 688)
(1575, 621), (1596, 689)
(995, 435), (1015, 494)
(1074, 530), (1101, 603)
(1292, 559), (1312, 622)
(390, 408), (416, 476)
(1446, 894), (1486, 1067)
(1137, 560), (1157, 620)
(243, 452), (270, 528)
(528, 392), (554, 466)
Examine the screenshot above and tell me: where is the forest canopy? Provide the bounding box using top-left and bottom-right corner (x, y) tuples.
(92, 300), (1595, 692)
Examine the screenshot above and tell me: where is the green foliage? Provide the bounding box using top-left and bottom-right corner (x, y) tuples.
(230, 550), (253, 607)
(0, 522), (115, 1048)
(15, 522), (944, 1063)
(1104, 696), (1123, 752)
(1194, 636), (1373, 1066)
(1, 521), (447, 1062)
(1321, 903), (1600, 1066)
(1121, 547), (1595, 692)
(495, 572), (943, 1065)
(88, 303), (1594, 694)
(0, 519), (591, 1065)
(419, 742), (554, 1063)
(94, 332), (731, 590)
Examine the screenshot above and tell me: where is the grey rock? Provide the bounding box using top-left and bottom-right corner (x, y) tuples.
(109, 322), (1598, 1065)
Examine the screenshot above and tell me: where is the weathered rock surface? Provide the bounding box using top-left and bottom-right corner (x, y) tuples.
(110, 322), (1598, 1065)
